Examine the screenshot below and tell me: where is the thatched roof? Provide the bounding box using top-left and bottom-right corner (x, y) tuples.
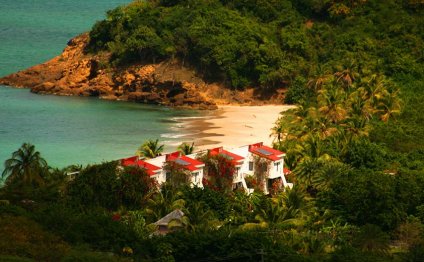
(154, 209), (185, 226)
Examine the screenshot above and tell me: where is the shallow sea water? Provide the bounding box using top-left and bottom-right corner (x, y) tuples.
(0, 0), (198, 168)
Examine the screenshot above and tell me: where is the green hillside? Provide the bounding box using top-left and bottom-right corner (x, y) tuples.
(88, 0), (424, 151)
(88, 0), (423, 90)
(1, 1), (424, 261)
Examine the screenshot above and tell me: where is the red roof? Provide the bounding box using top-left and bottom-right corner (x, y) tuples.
(166, 152), (205, 172)
(136, 160), (162, 176)
(121, 156), (161, 176)
(121, 156), (138, 166)
(209, 147), (244, 165)
(248, 142), (285, 161)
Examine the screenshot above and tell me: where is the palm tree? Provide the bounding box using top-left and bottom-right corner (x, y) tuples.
(307, 65), (331, 92)
(169, 202), (220, 232)
(293, 158), (323, 190)
(177, 142), (195, 155)
(137, 139), (164, 158)
(242, 188), (308, 231)
(334, 65), (358, 90)
(281, 186), (308, 219)
(2, 143), (48, 187)
(270, 118), (284, 144)
(145, 185), (185, 223)
(317, 85), (348, 124)
(313, 161), (350, 191)
(378, 89), (402, 122)
(347, 89), (375, 121)
(353, 224), (390, 255)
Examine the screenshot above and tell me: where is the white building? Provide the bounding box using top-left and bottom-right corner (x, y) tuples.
(229, 142), (292, 194)
(208, 146), (251, 193)
(163, 151), (205, 188)
(120, 142), (291, 194)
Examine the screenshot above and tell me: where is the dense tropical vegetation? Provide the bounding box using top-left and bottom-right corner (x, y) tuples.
(1, 0), (424, 261)
(87, 0), (423, 90)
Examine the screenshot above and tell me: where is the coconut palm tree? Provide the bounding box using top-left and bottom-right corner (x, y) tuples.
(378, 89), (402, 122)
(2, 143), (48, 187)
(317, 85), (348, 124)
(293, 158), (323, 190)
(313, 161), (351, 191)
(145, 185), (185, 223)
(169, 202), (220, 232)
(271, 118), (285, 144)
(137, 139), (164, 158)
(281, 186), (308, 219)
(347, 89), (375, 121)
(353, 224), (390, 255)
(334, 66), (358, 90)
(177, 142), (195, 155)
(242, 188), (308, 231)
(307, 65), (331, 92)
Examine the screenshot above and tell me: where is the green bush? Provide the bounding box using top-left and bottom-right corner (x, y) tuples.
(0, 215), (70, 261)
(30, 204), (137, 252)
(317, 170), (403, 230)
(66, 162), (157, 210)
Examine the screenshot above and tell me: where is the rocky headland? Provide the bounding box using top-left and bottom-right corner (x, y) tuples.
(0, 33), (286, 110)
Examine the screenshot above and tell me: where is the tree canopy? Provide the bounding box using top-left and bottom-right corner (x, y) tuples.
(87, 0), (423, 90)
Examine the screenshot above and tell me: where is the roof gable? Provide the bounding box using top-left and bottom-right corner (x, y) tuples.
(120, 156), (161, 176)
(121, 156), (138, 166)
(154, 209), (185, 226)
(248, 142), (285, 161)
(209, 147), (244, 165)
(166, 152), (205, 171)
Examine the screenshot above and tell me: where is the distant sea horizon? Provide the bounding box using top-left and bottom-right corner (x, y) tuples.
(0, 0), (199, 170)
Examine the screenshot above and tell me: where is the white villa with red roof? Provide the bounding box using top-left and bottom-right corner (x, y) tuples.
(208, 147), (250, 192)
(121, 142), (291, 194)
(164, 152), (205, 187)
(121, 152), (205, 187)
(121, 156), (163, 181)
(231, 142), (292, 194)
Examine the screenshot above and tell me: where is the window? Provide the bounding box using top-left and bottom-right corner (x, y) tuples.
(236, 167), (241, 179)
(274, 161), (280, 171)
(249, 161), (254, 171)
(193, 172), (199, 183)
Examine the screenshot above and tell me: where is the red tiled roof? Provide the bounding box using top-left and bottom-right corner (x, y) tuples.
(166, 152), (205, 172)
(121, 156), (161, 176)
(209, 147), (244, 165)
(136, 160), (162, 176)
(248, 142), (285, 161)
(121, 156), (138, 166)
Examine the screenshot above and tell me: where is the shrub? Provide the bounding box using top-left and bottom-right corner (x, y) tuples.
(0, 215), (70, 261)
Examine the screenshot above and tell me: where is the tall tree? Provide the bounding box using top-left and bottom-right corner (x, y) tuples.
(2, 143), (48, 187)
(178, 142), (195, 155)
(137, 139), (164, 158)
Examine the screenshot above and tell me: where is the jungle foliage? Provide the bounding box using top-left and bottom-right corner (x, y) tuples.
(87, 0), (423, 90)
(1, 0), (424, 261)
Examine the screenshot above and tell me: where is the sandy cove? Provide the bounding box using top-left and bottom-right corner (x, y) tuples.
(181, 105), (296, 151)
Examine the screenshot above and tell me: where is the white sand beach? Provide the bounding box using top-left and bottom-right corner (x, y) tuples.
(182, 105), (295, 150)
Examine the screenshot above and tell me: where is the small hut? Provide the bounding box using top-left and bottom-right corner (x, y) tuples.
(154, 209), (185, 235)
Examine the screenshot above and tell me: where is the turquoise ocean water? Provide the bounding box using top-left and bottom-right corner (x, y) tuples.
(0, 0), (198, 169)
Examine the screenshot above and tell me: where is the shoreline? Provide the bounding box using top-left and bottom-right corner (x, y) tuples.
(179, 105), (296, 151)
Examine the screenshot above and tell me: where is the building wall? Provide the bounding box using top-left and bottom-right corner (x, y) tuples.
(227, 145), (290, 193)
(146, 154), (204, 188)
(190, 169), (204, 188)
(143, 144), (289, 193)
(146, 155), (167, 184)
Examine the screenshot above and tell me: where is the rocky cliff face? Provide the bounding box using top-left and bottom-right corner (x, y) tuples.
(0, 33), (286, 109)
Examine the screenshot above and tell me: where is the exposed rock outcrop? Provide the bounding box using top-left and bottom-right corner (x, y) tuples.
(0, 33), (286, 109)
